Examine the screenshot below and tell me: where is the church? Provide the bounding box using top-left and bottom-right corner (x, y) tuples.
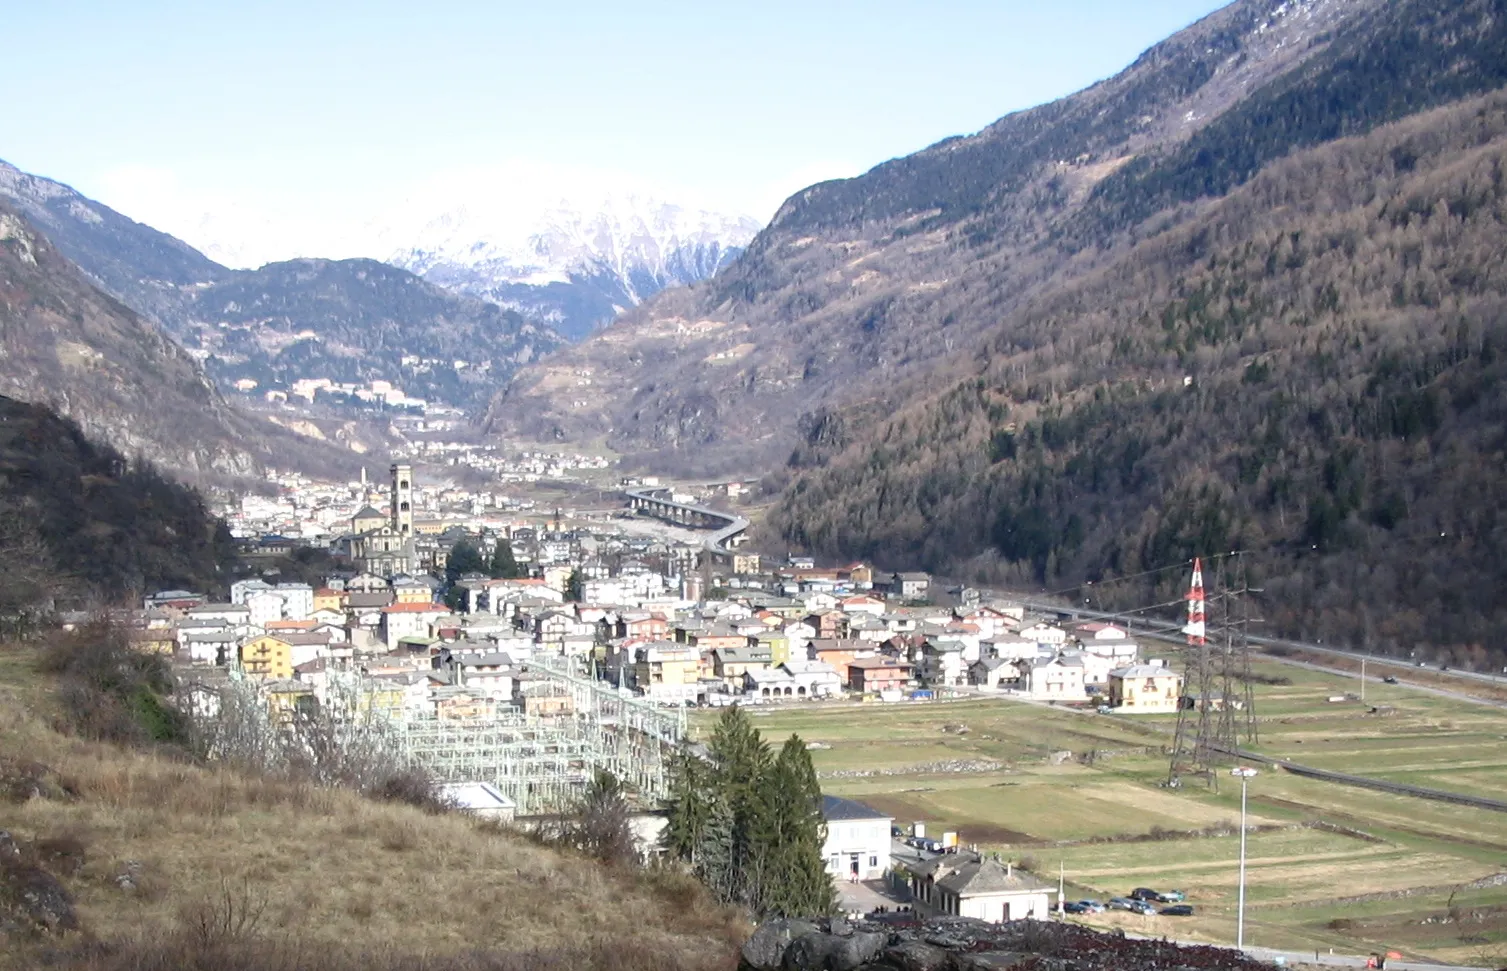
(345, 464), (418, 577)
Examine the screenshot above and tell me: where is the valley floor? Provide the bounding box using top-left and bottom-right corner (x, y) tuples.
(694, 659), (1507, 967)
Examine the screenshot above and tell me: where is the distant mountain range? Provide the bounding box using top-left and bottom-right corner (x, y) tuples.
(0, 198), (357, 480)
(0, 160), (564, 411)
(488, 0), (1507, 659)
(376, 181), (762, 341)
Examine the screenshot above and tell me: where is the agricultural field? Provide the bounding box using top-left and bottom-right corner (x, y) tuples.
(691, 659), (1507, 965)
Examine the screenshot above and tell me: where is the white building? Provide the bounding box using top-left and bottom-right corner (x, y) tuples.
(437, 782), (517, 822)
(1022, 656), (1086, 701)
(245, 590), (286, 628)
(821, 796), (892, 882)
(910, 852), (1056, 922)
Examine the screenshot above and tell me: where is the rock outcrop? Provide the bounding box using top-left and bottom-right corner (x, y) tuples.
(740, 915), (1273, 971)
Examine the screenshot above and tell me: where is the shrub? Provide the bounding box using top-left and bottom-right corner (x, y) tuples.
(41, 622), (186, 747)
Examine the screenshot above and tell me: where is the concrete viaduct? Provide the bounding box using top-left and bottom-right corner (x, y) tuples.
(624, 488), (750, 560)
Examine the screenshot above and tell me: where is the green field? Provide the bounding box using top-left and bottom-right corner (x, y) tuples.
(693, 660), (1507, 965)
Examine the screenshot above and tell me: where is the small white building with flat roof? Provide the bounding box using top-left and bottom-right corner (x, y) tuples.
(437, 782), (517, 822)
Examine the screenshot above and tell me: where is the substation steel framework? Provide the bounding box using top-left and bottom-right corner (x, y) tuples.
(389, 655), (687, 815)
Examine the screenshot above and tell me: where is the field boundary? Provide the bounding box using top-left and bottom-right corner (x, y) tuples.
(1221, 746), (1507, 814)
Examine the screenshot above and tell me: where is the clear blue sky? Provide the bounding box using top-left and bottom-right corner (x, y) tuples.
(2, 0), (1227, 251)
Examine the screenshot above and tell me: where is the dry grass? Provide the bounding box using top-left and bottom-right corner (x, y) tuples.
(0, 643), (744, 970)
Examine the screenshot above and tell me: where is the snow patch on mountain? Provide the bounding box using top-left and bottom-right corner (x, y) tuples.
(366, 167), (763, 339)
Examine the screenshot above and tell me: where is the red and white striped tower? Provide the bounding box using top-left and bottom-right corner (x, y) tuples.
(1183, 557), (1206, 647)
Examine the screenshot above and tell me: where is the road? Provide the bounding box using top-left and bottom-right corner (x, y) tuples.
(622, 487), (749, 557)
(1010, 598), (1507, 707)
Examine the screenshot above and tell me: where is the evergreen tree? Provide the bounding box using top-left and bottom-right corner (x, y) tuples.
(566, 568), (585, 602)
(707, 705), (773, 909)
(695, 790), (737, 904)
(445, 540), (484, 584)
(566, 769), (636, 866)
(755, 735), (835, 917)
(488, 537), (521, 578)
(663, 709), (834, 916)
(662, 748), (714, 862)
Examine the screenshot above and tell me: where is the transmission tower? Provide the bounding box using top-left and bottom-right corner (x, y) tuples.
(1168, 555), (1258, 788)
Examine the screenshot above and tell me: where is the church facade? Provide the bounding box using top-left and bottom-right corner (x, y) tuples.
(347, 464), (418, 578)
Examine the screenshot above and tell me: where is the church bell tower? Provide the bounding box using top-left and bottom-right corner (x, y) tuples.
(391, 463), (413, 535)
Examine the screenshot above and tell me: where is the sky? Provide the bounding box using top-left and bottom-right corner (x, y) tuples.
(2, 0), (1228, 265)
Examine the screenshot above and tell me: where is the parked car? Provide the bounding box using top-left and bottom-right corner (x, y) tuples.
(1130, 888), (1161, 901)
(1128, 900), (1158, 915)
(891, 826), (905, 838)
(1383, 676), (1399, 684)
(1063, 901), (1089, 914)
(1160, 905), (1195, 916)
(1107, 897), (1136, 911)
(1077, 900), (1106, 913)
(1158, 889), (1186, 902)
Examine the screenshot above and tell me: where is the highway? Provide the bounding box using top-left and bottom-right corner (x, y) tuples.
(622, 487), (749, 558)
(1009, 597), (1507, 696)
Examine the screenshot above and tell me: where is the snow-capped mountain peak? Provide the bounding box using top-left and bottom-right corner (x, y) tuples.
(368, 167), (762, 340)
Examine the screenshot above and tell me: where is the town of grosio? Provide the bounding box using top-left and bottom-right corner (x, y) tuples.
(5, 2), (1507, 970)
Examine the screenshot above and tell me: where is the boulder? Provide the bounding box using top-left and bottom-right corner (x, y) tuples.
(875, 941), (951, 971)
(827, 915), (852, 937)
(829, 931), (886, 970)
(0, 861), (78, 933)
(783, 931), (886, 971)
(783, 932), (840, 971)
(741, 918), (821, 971)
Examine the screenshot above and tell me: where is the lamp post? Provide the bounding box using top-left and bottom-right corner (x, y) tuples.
(1231, 766), (1259, 951)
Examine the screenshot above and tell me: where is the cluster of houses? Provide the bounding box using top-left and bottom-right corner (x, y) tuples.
(137, 555), (1182, 726)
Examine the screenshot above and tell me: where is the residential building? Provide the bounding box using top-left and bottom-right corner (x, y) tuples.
(970, 656), (1019, 690)
(1107, 663), (1184, 713)
(848, 657), (913, 695)
(1022, 656), (1086, 701)
(380, 603), (448, 650)
(821, 796), (892, 882)
(239, 635), (294, 680)
(711, 645), (773, 687)
(909, 852), (1056, 922)
(890, 572), (932, 600)
(632, 641), (701, 705)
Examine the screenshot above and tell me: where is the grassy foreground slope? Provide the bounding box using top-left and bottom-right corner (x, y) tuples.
(0, 644), (742, 971)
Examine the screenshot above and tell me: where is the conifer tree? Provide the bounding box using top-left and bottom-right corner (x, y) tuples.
(664, 707), (832, 915)
(754, 735), (835, 917)
(488, 538), (521, 579)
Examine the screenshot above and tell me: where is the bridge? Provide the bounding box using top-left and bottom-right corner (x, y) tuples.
(624, 487), (750, 560)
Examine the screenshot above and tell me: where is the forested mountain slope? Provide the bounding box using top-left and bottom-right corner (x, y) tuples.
(0, 395), (234, 602)
(0, 203), (357, 481)
(488, 0), (1507, 474)
(187, 257), (563, 409)
(773, 91), (1507, 661)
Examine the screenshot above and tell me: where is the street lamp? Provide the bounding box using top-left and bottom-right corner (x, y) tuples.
(1231, 766), (1259, 951)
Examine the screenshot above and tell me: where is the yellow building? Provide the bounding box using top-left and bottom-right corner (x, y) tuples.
(313, 587), (346, 613)
(240, 636), (294, 680)
(633, 642), (701, 704)
(756, 631), (792, 666)
(392, 581), (434, 605)
(265, 679), (316, 725)
(1108, 664), (1184, 713)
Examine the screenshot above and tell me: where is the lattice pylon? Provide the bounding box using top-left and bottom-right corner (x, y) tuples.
(1169, 557), (1215, 787)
